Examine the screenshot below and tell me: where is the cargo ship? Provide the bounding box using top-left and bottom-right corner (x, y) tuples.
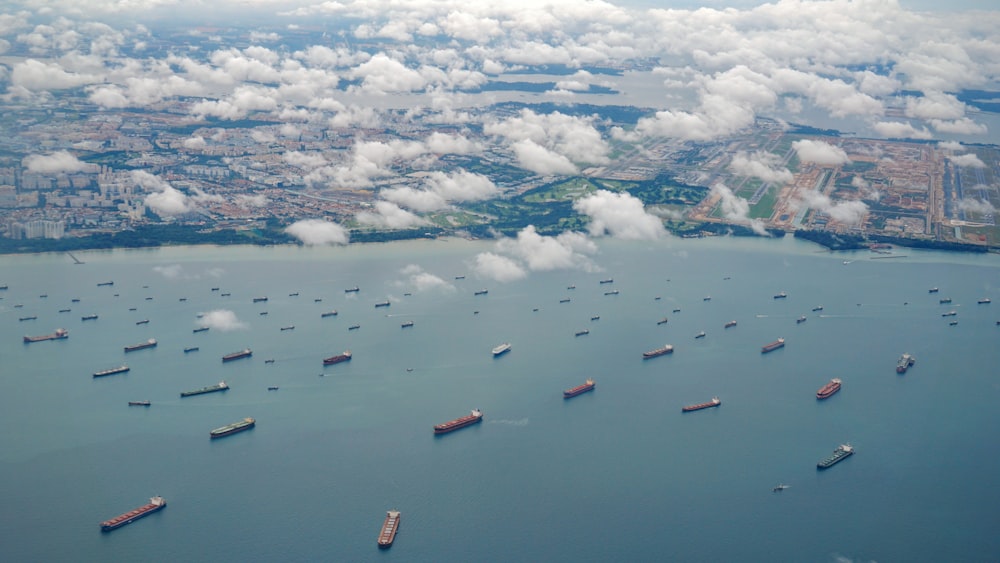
(184, 347), (199, 353)
(928, 287), (939, 293)
(774, 291), (787, 299)
(817, 444), (854, 469)
(896, 353), (915, 373)
(682, 397), (721, 412)
(222, 348), (252, 362)
(796, 315), (807, 324)
(492, 342), (512, 356)
(323, 350), (352, 365)
(210, 417), (255, 439)
(939, 297), (952, 304)
(97, 281), (114, 287)
(181, 381), (228, 397)
(604, 289), (619, 295)
(433, 409), (483, 434)
(124, 338), (157, 353)
(58, 309), (71, 313)
(253, 296), (268, 303)
(978, 298), (991, 304)
(599, 278), (613, 284)
(82, 314), (98, 321)
(100, 496), (165, 532)
(657, 318), (669, 325)
(128, 400), (150, 407)
(24, 328), (69, 343)
(345, 286), (360, 293)
(724, 320), (737, 328)
(348, 324), (360, 330)
(816, 378), (842, 399)
(563, 379), (596, 398)
(135, 319), (149, 325)
(694, 331), (706, 339)
(374, 300), (390, 308)
(474, 289), (489, 295)
(642, 344), (673, 359)
(321, 310), (338, 318)
(378, 510), (401, 548)
(93, 365), (130, 378)
(559, 298), (571, 303)
(401, 321), (414, 328)
(761, 338), (785, 353)
(19, 316), (37, 321)
(193, 326), (209, 333)
(575, 329), (589, 336)
(280, 325), (295, 331)
(941, 310), (957, 317)
(812, 306), (824, 312)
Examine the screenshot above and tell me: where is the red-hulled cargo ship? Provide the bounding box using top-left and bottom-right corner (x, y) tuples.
(433, 409), (483, 434)
(816, 378), (842, 400)
(23, 328), (69, 343)
(377, 510), (401, 548)
(682, 397), (721, 412)
(222, 348), (252, 362)
(100, 496), (166, 532)
(323, 350), (352, 365)
(563, 379), (596, 398)
(761, 338), (785, 353)
(642, 344), (673, 359)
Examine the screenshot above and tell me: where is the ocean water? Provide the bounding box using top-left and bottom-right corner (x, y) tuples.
(0, 235), (998, 562)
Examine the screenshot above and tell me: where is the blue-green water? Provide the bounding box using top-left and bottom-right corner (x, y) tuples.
(1, 236), (998, 562)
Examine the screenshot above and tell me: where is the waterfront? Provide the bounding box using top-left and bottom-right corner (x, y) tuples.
(1, 235), (998, 562)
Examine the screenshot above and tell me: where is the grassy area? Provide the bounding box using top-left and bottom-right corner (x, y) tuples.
(749, 188), (778, 220)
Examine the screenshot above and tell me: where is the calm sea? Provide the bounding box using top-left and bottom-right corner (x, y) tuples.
(1, 236), (998, 562)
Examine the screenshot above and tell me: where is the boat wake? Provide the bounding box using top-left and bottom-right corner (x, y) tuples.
(489, 417), (529, 427)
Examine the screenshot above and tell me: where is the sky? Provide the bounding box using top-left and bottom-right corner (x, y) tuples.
(1, 0), (998, 271)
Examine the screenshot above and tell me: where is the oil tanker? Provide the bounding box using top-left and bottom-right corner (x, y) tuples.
(100, 496), (165, 532)
(210, 417), (255, 438)
(682, 397), (721, 412)
(23, 328), (68, 343)
(323, 350), (352, 365)
(93, 365), (130, 378)
(434, 409), (483, 434)
(816, 378), (842, 399)
(563, 379), (596, 398)
(124, 338), (157, 352)
(817, 444), (854, 469)
(378, 510), (401, 548)
(222, 348), (252, 362)
(761, 338), (785, 353)
(180, 381), (229, 397)
(642, 344), (673, 359)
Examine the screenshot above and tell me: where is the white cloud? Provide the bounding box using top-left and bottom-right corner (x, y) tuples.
(485, 109), (610, 173)
(573, 190), (666, 240)
(397, 264), (455, 292)
(797, 190), (868, 226)
(133, 170), (190, 216)
(792, 139), (850, 166)
(950, 154), (986, 168)
(729, 151), (793, 184)
(472, 251), (527, 283)
(956, 197), (995, 215)
(198, 309), (247, 332)
(356, 201), (430, 229)
(235, 194), (268, 208)
(495, 225), (598, 272)
(929, 117), (988, 136)
(872, 121), (933, 140)
(183, 136), (207, 149)
(511, 140), (578, 175)
(285, 219), (350, 245)
(23, 151), (95, 174)
(710, 183), (769, 236)
(153, 264), (184, 279)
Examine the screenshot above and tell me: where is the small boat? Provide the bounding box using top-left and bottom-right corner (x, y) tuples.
(492, 342), (512, 356)
(183, 347), (199, 353)
(144, 297), (153, 301)
(267, 386), (279, 391)
(259, 311), (268, 316)
(928, 287), (939, 293)
(567, 285), (576, 290)
(949, 320), (958, 326)
(211, 287), (220, 291)
(703, 296), (711, 301)
(724, 320), (737, 328)
(401, 321), (414, 328)
(772, 484), (789, 492)
(314, 298), (322, 302)
(575, 329), (589, 336)
(264, 359), (275, 364)
(348, 324), (360, 330)
(71, 298), (80, 302)
(590, 316), (600, 321)
(694, 331), (706, 339)
(796, 315), (807, 324)
(289, 292), (299, 297)
(774, 292), (787, 299)
(220, 292), (231, 297)
(559, 298), (571, 303)
(128, 400), (151, 407)
(812, 306), (824, 311)
(672, 308), (681, 313)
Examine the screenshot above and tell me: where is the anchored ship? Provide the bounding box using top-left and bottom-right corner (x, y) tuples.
(128, 400), (150, 407)
(375, 300), (391, 308)
(401, 321), (414, 328)
(642, 344), (673, 359)
(124, 338), (157, 353)
(694, 331), (706, 339)
(323, 350), (353, 365)
(761, 338), (785, 353)
(433, 409), (483, 434)
(575, 329), (589, 336)
(492, 342), (512, 356)
(816, 378), (842, 400)
(939, 297), (952, 304)
(180, 381), (229, 397)
(321, 310), (338, 318)
(100, 496), (165, 532)
(474, 289), (489, 295)
(817, 444), (854, 469)
(19, 316), (37, 321)
(604, 289), (619, 295)
(724, 320), (737, 328)
(599, 278), (613, 284)
(345, 286), (360, 293)
(682, 397), (721, 412)
(657, 318), (669, 325)
(82, 314), (98, 321)
(93, 365), (130, 378)
(563, 379), (596, 399)
(928, 287), (939, 293)
(253, 297), (268, 303)
(222, 348), (252, 362)
(210, 417), (255, 439)
(184, 347), (199, 353)
(23, 328), (69, 343)
(774, 291), (787, 299)
(193, 326), (209, 333)
(378, 510), (401, 548)
(97, 281), (114, 287)
(979, 298), (992, 304)
(896, 353), (915, 374)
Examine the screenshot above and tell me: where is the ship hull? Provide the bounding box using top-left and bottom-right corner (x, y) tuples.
(761, 339), (785, 353)
(433, 413), (483, 434)
(816, 380), (841, 399)
(210, 419), (255, 438)
(642, 346), (673, 359)
(682, 399), (721, 412)
(378, 511), (401, 548)
(323, 352), (352, 365)
(180, 384), (228, 397)
(817, 446), (854, 469)
(564, 382), (596, 398)
(100, 499), (165, 532)
(94, 366), (130, 377)
(222, 350), (252, 362)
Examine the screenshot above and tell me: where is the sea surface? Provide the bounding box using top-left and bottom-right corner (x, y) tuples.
(1, 235), (998, 562)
